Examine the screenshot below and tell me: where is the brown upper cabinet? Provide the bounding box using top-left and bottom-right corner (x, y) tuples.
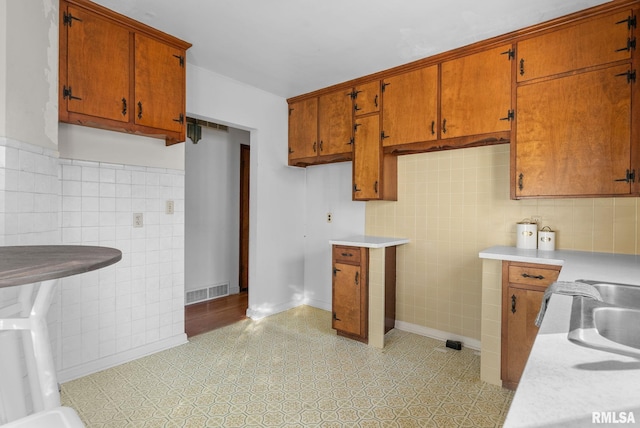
(59, 0), (191, 145)
(514, 64), (634, 198)
(286, 0), (639, 199)
(512, 7), (638, 198)
(440, 45), (513, 139)
(288, 89), (353, 166)
(516, 9), (634, 82)
(353, 81), (397, 201)
(353, 81), (381, 116)
(381, 66), (438, 147)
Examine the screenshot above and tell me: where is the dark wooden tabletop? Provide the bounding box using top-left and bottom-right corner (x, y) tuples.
(0, 245), (122, 288)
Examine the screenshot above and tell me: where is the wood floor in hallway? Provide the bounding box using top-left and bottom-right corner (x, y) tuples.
(184, 292), (248, 337)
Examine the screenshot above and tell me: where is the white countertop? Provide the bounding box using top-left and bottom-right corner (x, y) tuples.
(329, 235), (409, 248)
(480, 246), (640, 427)
(479, 245), (640, 285)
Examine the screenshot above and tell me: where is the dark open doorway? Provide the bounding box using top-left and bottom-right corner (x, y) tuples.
(239, 144), (250, 292)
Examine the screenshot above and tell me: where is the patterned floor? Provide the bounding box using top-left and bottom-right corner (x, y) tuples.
(61, 306), (514, 427)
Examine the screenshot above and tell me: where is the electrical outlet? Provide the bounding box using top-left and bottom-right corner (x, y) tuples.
(166, 200), (175, 215)
(133, 213), (143, 228)
(531, 215), (542, 224)
(327, 213), (332, 223)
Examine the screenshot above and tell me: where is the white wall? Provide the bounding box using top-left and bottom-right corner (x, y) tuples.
(187, 65), (307, 318)
(4, 0), (58, 150)
(303, 162), (366, 310)
(59, 124), (185, 170)
(185, 126), (248, 295)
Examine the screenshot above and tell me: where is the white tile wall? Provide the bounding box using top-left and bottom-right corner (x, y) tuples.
(57, 159), (186, 379)
(0, 138), (187, 416)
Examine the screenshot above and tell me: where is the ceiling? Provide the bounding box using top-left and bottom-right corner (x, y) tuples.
(92, 0), (610, 99)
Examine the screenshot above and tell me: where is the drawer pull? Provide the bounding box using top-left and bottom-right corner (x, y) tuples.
(341, 253), (353, 257)
(521, 273), (544, 280)
(511, 294), (517, 314)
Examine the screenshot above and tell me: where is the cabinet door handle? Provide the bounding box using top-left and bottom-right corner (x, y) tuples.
(138, 101), (143, 119)
(121, 98), (127, 116)
(374, 181), (379, 194)
(521, 273), (544, 280)
(519, 58), (525, 76)
(319, 141), (323, 152)
(511, 294), (517, 314)
(518, 173), (524, 191)
(431, 120), (435, 135)
(313, 141), (317, 153)
(374, 94), (378, 108)
(442, 119), (447, 134)
(355, 271), (359, 285)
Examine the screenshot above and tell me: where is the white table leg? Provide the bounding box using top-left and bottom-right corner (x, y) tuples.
(0, 279), (61, 413)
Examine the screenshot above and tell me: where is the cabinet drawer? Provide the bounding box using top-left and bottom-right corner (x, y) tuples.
(333, 246), (362, 265)
(508, 264), (560, 288)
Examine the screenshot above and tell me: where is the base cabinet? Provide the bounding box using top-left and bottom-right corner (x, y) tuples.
(501, 261), (561, 389)
(332, 245), (397, 343)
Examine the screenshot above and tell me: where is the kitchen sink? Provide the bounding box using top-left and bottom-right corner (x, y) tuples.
(580, 280), (640, 308)
(594, 307), (640, 349)
(568, 281), (640, 358)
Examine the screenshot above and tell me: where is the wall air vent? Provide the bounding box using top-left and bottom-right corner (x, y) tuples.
(185, 283), (230, 305)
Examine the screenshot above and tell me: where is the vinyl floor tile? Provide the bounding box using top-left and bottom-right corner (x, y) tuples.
(62, 305), (513, 427)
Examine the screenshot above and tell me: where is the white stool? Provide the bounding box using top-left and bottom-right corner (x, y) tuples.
(1, 407), (84, 428)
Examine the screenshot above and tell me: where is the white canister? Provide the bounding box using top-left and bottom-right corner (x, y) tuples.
(516, 219), (538, 249)
(538, 226), (556, 251)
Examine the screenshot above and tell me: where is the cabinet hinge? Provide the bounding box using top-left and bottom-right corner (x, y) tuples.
(173, 113), (185, 124)
(63, 12), (82, 27)
(501, 48), (515, 60)
(332, 312), (341, 321)
(380, 131), (390, 141)
(333, 267), (341, 276)
(615, 37), (637, 52)
(614, 169), (636, 183)
(615, 69), (637, 84)
(348, 90), (361, 100)
(173, 54), (185, 67)
(62, 86), (82, 101)
(616, 14), (637, 30)
(382, 82), (390, 92)
(500, 110), (515, 122)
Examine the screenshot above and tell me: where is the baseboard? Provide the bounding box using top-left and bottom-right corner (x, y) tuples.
(246, 296), (306, 320)
(57, 333), (188, 383)
(394, 320), (481, 351)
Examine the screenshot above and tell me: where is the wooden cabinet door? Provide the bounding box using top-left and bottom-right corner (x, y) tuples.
(288, 98), (318, 161)
(515, 64), (632, 198)
(134, 34), (186, 134)
(441, 45), (512, 139)
(354, 81), (381, 116)
(381, 66), (438, 147)
(62, 4), (130, 123)
(318, 89), (353, 156)
(353, 115), (381, 200)
(517, 10), (633, 83)
(504, 286), (544, 387)
(332, 262), (364, 337)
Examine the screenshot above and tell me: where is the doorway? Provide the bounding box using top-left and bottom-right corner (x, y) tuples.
(239, 144), (250, 292)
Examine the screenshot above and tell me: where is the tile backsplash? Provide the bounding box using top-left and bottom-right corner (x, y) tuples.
(366, 144), (640, 342)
